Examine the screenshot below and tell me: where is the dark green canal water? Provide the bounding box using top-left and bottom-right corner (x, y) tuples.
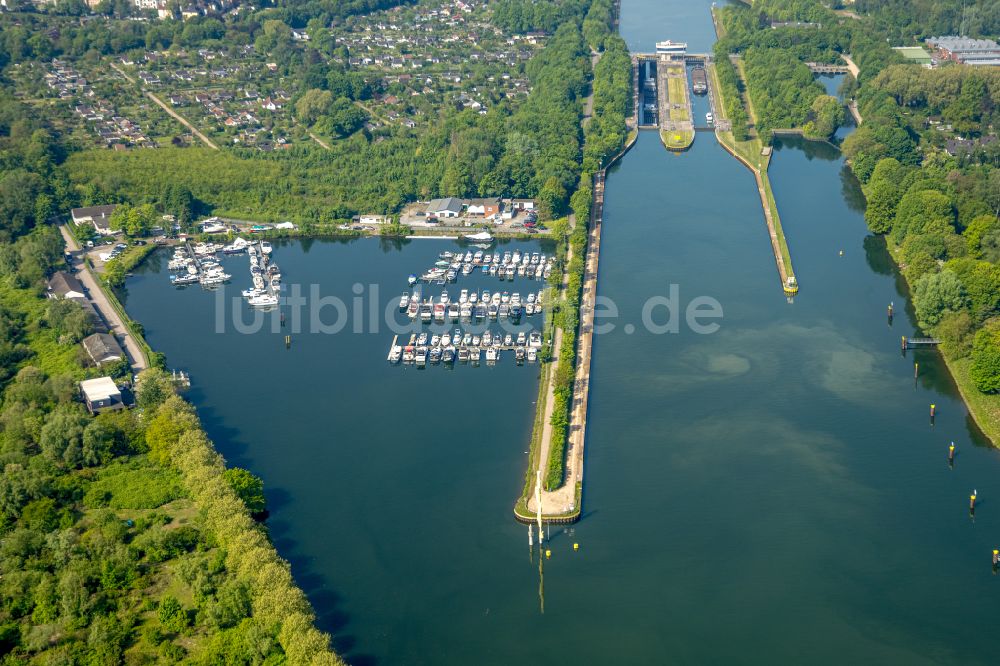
(123, 0), (1000, 662)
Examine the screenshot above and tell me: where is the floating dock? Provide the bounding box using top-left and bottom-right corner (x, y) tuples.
(388, 331), (543, 367)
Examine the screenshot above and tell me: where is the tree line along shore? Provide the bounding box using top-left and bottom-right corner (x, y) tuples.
(711, 0), (1000, 443)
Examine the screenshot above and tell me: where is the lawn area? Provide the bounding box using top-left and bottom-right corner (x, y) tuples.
(662, 129), (694, 150)
(667, 72), (689, 123)
(734, 58), (759, 127)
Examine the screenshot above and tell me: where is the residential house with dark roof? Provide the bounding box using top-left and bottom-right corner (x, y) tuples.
(47, 271), (86, 300)
(71, 205), (118, 234)
(81, 332), (125, 366)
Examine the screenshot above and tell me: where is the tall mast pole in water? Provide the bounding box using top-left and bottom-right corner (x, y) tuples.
(536, 470), (543, 545)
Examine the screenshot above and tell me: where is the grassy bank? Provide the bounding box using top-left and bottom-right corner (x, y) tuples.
(945, 356), (1000, 444)
(883, 239), (1000, 446)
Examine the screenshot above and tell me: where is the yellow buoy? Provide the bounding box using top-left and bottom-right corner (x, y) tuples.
(573, 543), (579, 551)
(545, 549), (551, 559)
(839, 250), (844, 256)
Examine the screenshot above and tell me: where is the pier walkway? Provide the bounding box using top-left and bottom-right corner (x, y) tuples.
(523, 172), (604, 520)
(515, 130), (636, 524)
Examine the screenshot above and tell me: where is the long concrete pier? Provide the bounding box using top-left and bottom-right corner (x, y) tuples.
(514, 130), (637, 525)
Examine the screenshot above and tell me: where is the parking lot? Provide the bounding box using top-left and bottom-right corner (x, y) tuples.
(399, 208), (548, 235)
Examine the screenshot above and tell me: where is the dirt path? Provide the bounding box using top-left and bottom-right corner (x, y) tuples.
(840, 53), (861, 78)
(526, 169), (606, 517)
(59, 225), (148, 371)
(109, 61), (136, 84)
(308, 131), (332, 150)
(848, 101), (863, 125)
(145, 92), (219, 150)
(110, 62), (219, 150)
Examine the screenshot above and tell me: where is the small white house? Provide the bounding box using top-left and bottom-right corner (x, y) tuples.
(71, 205), (118, 234)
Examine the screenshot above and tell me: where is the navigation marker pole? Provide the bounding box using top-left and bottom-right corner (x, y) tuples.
(536, 470), (543, 546)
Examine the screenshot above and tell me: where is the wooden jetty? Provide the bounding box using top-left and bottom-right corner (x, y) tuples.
(184, 240), (203, 275)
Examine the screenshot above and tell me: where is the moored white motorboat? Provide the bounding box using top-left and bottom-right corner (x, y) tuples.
(248, 293), (279, 307)
(463, 231), (493, 243)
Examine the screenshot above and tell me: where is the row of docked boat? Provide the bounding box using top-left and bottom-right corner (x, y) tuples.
(241, 241), (281, 308)
(400, 288), (545, 322)
(409, 249), (554, 285)
(387, 329), (543, 365)
(168, 244), (233, 287)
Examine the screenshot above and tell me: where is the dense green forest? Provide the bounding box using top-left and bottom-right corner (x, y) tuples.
(715, 0), (908, 141)
(742, 47), (827, 142)
(853, 0), (1000, 42)
(491, 0), (589, 35)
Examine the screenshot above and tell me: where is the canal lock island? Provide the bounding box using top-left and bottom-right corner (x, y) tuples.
(2, 0), (1000, 662)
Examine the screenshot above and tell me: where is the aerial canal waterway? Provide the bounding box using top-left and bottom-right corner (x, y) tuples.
(122, 0), (1000, 661)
